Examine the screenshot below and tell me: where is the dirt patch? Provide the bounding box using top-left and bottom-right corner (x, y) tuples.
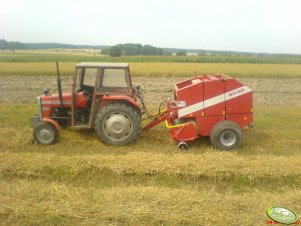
(0, 76), (301, 105)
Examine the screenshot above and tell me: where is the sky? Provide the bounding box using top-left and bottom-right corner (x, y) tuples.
(1, 0), (301, 54)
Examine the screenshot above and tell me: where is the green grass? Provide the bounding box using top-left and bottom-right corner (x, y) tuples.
(1, 49), (301, 64)
(1, 103), (301, 225)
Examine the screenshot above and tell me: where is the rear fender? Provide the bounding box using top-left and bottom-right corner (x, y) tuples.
(42, 118), (62, 133)
(100, 95), (141, 110)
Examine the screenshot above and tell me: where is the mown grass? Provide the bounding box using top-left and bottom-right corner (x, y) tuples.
(2, 179), (301, 225)
(1, 62), (301, 78)
(1, 104), (301, 155)
(1, 103), (301, 225)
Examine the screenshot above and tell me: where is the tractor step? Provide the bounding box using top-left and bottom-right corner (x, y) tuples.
(73, 123), (89, 128)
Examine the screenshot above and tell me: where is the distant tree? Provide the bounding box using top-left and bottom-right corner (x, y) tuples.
(102, 43), (165, 56)
(110, 47), (121, 57)
(156, 48), (163, 55)
(116, 43), (142, 55)
(101, 48), (110, 55)
(0, 39), (9, 49)
(141, 45), (153, 55)
(176, 51), (187, 56)
(9, 42), (26, 50)
(141, 45), (163, 55)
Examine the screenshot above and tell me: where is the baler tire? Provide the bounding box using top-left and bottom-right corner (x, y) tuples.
(210, 121), (242, 150)
(178, 142), (188, 151)
(33, 122), (58, 145)
(95, 103), (141, 146)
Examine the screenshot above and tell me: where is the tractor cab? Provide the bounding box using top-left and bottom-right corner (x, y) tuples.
(72, 63), (133, 127)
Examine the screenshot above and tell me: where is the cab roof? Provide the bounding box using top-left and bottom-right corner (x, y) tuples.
(76, 62), (129, 68)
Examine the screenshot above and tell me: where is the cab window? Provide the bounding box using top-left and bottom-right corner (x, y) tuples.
(99, 69), (128, 91)
(75, 68), (98, 92)
(83, 68), (98, 86)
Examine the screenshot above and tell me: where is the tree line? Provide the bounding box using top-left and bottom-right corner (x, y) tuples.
(1, 39), (300, 57)
(0, 39), (188, 57)
(101, 43), (169, 57)
(0, 39), (108, 50)
(0, 39), (26, 50)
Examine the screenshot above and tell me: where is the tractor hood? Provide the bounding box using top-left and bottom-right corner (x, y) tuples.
(40, 92), (87, 108)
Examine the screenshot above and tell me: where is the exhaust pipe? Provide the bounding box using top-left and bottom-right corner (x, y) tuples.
(56, 61), (63, 107)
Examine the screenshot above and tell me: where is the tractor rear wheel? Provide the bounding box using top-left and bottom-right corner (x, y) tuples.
(33, 122), (58, 145)
(95, 103), (141, 146)
(210, 121), (242, 150)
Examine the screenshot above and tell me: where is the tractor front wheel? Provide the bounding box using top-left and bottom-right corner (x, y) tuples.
(95, 103), (141, 146)
(210, 121), (242, 150)
(33, 122), (58, 145)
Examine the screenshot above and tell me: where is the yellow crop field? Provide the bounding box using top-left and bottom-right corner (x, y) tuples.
(1, 62), (301, 77)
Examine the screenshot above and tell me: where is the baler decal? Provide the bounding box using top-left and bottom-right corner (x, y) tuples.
(178, 86), (252, 117)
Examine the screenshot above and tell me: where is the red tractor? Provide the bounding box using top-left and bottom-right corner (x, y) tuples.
(31, 62), (253, 150)
(31, 62), (141, 146)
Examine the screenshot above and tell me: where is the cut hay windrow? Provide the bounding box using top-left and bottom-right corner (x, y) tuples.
(0, 152), (300, 180)
(0, 128), (32, 147)
(0, 179), (300, 225)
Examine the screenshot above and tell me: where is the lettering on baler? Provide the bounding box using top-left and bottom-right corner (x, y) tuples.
(227, 87), (246, 99)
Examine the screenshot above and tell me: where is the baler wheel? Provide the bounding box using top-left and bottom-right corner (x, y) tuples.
(95, 103), (141, 146)
(33, 122), (58, 145)
(210, 121), (243, 150)
(178, 142), (188, 151)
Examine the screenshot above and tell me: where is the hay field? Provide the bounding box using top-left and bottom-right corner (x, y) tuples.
(1, 62), (301, 78)
(1, 103), (301, 225)
(0, 50), (301, 224)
